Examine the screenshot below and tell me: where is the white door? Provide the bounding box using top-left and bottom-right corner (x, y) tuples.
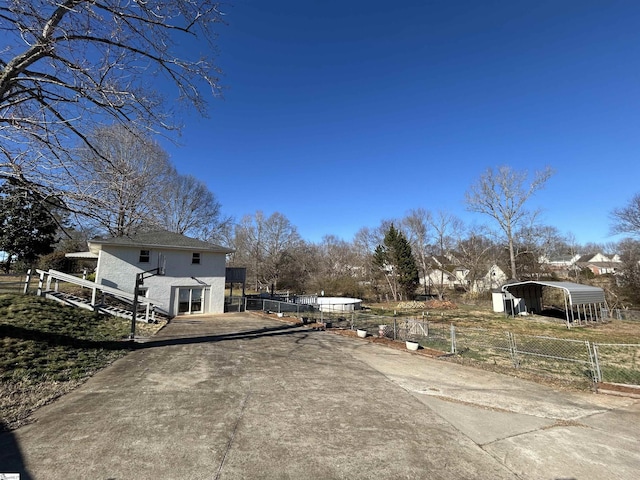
(178, 287), (204, 314)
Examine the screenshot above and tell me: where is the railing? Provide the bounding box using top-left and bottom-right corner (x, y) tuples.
(32, 269), (160, 322)
(224, 296), (245, 313)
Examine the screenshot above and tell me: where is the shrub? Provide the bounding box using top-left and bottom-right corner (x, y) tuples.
(37, 251), (72, 272)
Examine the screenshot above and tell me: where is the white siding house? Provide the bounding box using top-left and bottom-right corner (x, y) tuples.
(88, 231), (234, 317)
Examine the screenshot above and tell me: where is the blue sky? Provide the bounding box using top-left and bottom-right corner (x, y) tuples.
(161, 1), (640, 246)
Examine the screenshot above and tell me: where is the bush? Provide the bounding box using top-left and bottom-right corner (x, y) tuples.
(37, 251), (72, 272)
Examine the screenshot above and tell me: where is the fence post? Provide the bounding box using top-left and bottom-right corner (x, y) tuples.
(23, 268), (32, 294)
(508, 332), (519, 368)
(592, 343), (602, 383)
(393, 318), (397, 340)
(450, 324), (456, 354)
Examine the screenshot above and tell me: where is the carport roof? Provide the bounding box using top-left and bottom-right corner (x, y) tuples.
(501, 280), (606, 306)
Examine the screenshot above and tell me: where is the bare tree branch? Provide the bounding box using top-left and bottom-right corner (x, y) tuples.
(611, 193), (640, 238)
(1, 0), (225, 202)
(465, 165), (554, 279)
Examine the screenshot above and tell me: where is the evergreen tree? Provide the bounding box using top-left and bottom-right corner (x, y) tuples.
(0, 182), (58, 272)
(373, 224), (419, 301)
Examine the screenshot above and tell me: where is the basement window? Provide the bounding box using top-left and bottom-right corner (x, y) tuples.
(192, 252), (201, 265)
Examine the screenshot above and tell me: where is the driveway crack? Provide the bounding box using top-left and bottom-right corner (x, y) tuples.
(214, 390), (251, 480)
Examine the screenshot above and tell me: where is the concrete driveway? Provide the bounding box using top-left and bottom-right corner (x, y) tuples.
(1, 314), (638, 479)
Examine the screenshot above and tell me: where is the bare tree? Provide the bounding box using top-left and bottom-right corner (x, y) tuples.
(0, 0), (224, 198)
(617, 238), (640, 306)
(232, 211), (302, 292)
(456, 229), (498, 292)
(402, 208), (433, 296)
(428, 211), (463, 299)
(307, 235), (362, 296)
(516, 224), (569, 279)
(157, 174), (231, 241)
(353, 221), (396, 300)
(73, 124), (174, 237)
(465, 165), (554, 280)
(611, 193), (640, 238)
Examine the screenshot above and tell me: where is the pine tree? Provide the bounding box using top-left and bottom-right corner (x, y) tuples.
(373, 224), (419, 301)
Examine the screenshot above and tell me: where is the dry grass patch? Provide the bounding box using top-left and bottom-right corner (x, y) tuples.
(366, 301), (640, 344)
(0, 293), (165, 431)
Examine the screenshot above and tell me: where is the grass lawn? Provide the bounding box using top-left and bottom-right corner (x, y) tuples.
(0, 293), (164, 431)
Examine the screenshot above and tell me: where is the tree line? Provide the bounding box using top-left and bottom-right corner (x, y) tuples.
(226, 183), (640, 309)
(2, 132), (640, 309)
(1, 2), (639, 307)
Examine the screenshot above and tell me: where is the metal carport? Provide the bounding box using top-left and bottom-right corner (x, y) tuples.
(501, 281), (608, 328)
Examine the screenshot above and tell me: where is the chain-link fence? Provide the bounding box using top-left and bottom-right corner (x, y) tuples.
(347, 314), (638, 387)
(607, 309), (640, 321)
(593, 343), (640, 385)
(0, 274), (29, 294)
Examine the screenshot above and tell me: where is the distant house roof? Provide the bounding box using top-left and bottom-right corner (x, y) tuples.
(547, 254), (578, 264)
(586, 262), (620, 269)
(88, 230), (234, 254)
(65, 251), (99, 259)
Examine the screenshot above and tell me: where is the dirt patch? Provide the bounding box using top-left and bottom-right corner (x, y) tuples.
(424, 300), (458, 310)
(597, 382), (640, 398)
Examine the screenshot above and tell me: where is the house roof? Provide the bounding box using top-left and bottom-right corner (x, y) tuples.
(88, 230), (234, 254)
(65, 251), (99, 259)
(547, 254), (578, 263)
(585, 262), (620, 269)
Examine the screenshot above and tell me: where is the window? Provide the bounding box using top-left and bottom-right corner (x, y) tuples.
(192, 252), (201, 265)
(139, 249), (150, 263)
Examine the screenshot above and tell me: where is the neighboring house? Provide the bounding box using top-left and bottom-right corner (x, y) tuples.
(420, 268), (458, 291)
(538, 254), (581, 278)
(78, 231), (234, 317)
(419, 261), (507, 294)
(540, 254), (581, 268)
(471, 264), (508, 293)
(575, 253), (622, 276)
